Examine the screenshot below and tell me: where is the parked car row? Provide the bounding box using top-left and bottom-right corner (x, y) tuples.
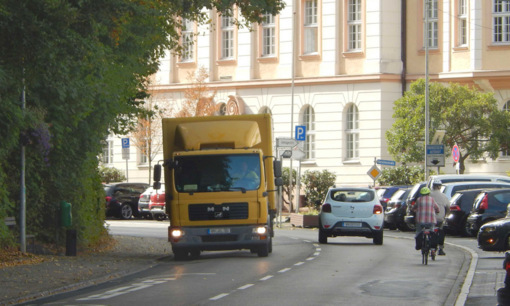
(104, 182), (167, 221)
(381, 174), (510, 253)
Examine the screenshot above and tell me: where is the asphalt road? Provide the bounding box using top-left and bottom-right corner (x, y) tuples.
(22, 220), (485, 306)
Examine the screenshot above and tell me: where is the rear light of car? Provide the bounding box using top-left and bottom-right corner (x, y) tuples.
(321, 203), (331, 213)
(450, 205), (461, 212)
(480, 194), (489, 210)
(105, 196), (112, 203)
(373, 204), (383, 215)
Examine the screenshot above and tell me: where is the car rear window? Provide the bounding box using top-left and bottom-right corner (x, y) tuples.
(331, 190), (375, 202)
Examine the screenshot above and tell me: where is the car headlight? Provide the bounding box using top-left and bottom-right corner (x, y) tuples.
(481, 226), (497, 233)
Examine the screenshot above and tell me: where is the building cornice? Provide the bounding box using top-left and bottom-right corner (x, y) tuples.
(149, 73), (402, 93)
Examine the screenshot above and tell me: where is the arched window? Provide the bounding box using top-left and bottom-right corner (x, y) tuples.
(345, 104), (359, 160)
(302, 105), (315, 159)
(259, 106), (272, 114)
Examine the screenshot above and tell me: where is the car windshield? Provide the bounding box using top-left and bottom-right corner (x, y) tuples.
(174, 153), (261, 193)
(331, 190), (375, 202)
(390, 189), (406, 201)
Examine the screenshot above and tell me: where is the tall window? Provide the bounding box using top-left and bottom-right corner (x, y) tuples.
(139, 143), (149, 164)
(347, 0), (362, 51)
(458, 0), (468, 46)
(262, 13), (276, 57)
(346, 104), (359, 160)
(424, 0), (439, 49)
(181, 19), (194, 62)
(493, 0), (510, 43)
(101, 138), (114, 164)
(304, 0), (318, 54)
(303, 106), (316, 159)
(221, 11), (234, 59)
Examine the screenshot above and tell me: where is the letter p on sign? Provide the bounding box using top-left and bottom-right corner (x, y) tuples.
(296, 125), (306, 141)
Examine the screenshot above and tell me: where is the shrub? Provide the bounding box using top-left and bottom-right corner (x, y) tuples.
(301, 169), (336, 210)
(99, 166), (126, 183)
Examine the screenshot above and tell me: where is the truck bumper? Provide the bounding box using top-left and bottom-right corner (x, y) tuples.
(168, 225), (270, 252)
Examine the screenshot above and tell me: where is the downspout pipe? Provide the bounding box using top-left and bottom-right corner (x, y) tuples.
(401, 0), (407, 96)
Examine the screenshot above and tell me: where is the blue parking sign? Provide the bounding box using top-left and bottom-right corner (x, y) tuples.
(121, 138), (130, 148)
(295, 126), (306, 141)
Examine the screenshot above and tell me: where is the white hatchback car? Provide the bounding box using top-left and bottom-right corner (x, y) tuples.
(318, 187), (384, 245)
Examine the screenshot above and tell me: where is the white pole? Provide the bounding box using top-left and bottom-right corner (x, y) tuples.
(424, 0), (430, 182)
(290, 8), (296, 213)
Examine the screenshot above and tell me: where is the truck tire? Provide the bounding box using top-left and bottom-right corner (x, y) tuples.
(257, 242), (270, 257)
(173, 248), (189, 261)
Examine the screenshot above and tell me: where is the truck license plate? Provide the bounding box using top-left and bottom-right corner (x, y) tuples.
(343, 222), (361, 227)
(208, 228), (231, 234)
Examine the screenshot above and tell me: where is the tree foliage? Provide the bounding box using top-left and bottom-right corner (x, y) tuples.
(301, 170), (337, 210)
(386, 79), (510, 174)
(0, 0), (285, 248)
(376, 165), (425, 186)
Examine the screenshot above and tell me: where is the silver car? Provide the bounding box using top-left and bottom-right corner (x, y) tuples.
(318, 187), (384, 245)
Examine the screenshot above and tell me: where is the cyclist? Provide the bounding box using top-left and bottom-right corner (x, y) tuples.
(430, 179), (450, 255)
(412, 187), (440, 250)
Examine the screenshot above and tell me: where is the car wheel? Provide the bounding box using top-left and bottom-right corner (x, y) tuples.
(373, 231), (383, 245)
(119, 204), (133, 220)
(318, 227), (328, 244)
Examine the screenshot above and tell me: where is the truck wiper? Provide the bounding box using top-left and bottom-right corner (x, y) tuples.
(229, 187), (246, 193)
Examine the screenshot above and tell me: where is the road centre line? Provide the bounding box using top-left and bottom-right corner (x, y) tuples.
(210, 293), (229, 301)
(260, 275), (273, 281)
(278, 268), (291, 273)
(238, 284), (254, 290)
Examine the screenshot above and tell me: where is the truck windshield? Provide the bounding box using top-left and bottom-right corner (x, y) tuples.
(174, 153), (261, 193)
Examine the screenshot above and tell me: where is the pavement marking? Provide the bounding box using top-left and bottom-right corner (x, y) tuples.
(210, 293), (229, 301)
(278, 268), (291, 273)
(294, 261), (305, 266)
(452, 243), (479, 306)
(260, 275), (274, 281)
(77, 278), (176, 301)
(238, 284), (254, 290)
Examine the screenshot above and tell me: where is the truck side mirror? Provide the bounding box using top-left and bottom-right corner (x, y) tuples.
(153, 164), (162, 189)
(275, 177), (284, 187)
(273, 160), (282, 178)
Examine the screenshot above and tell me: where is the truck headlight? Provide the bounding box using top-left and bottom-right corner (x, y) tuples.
(254, 227), (267, 235)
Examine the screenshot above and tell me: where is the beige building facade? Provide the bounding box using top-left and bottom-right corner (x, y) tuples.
(102, 0), (510, 186)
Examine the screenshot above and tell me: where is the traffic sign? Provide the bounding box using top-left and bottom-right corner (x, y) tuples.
(376, 159), (396, 166)
(122, 138), (130, 149)
(452, 144), (460, 163)
(276, 137), (298, 148)
(367, 165), (381, 180)
(291, 141), (305, 160)
(426, 144), (445, 167)
(122, 147), (130, 160)
(295, 125), (306, 141)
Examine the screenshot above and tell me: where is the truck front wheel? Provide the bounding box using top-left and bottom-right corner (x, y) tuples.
(257, 239), (271, 257)
(173, 248), (189, 261)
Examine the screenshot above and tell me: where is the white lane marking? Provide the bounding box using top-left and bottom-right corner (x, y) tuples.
(278, 268), (291, 273)
(294, 261), (305, 266)
(210, 293), (229, 301)
(306, 257), (316, 261)
(238, 284), (254, 290)
(77, 278), (176, 301)
(260, 275), (273, 281)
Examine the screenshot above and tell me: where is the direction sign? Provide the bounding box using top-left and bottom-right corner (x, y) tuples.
(452, 144), (460, 163)
(367, 165), (381, 180)
(276, 137), (298, 148)
(376, 159), (396, 166)
(426, 144), (445, 167)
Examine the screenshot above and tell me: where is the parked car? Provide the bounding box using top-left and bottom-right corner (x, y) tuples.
(384, 188), (411, 230)
(466, 188), (510, 236)
(404, 182), (427, 231)
(318, 187), (384, 245)
(444, 189), (485, 236)
(104, 183), (149, 220)
(478, 209), (510, 252)
(138, 187), (154, 219)
(427, 174), (510, 188)
(441, 181), (510, 200)
(149, 184), (166, 221)
(376, 185), (411, 210)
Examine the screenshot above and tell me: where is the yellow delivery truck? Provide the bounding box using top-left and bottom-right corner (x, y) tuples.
(153, 114), (283, 260)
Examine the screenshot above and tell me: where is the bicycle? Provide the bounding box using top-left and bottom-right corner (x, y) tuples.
(420, 226), (437, 265)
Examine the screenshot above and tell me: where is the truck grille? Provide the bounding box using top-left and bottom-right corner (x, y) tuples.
(189, 202), (249, 221)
